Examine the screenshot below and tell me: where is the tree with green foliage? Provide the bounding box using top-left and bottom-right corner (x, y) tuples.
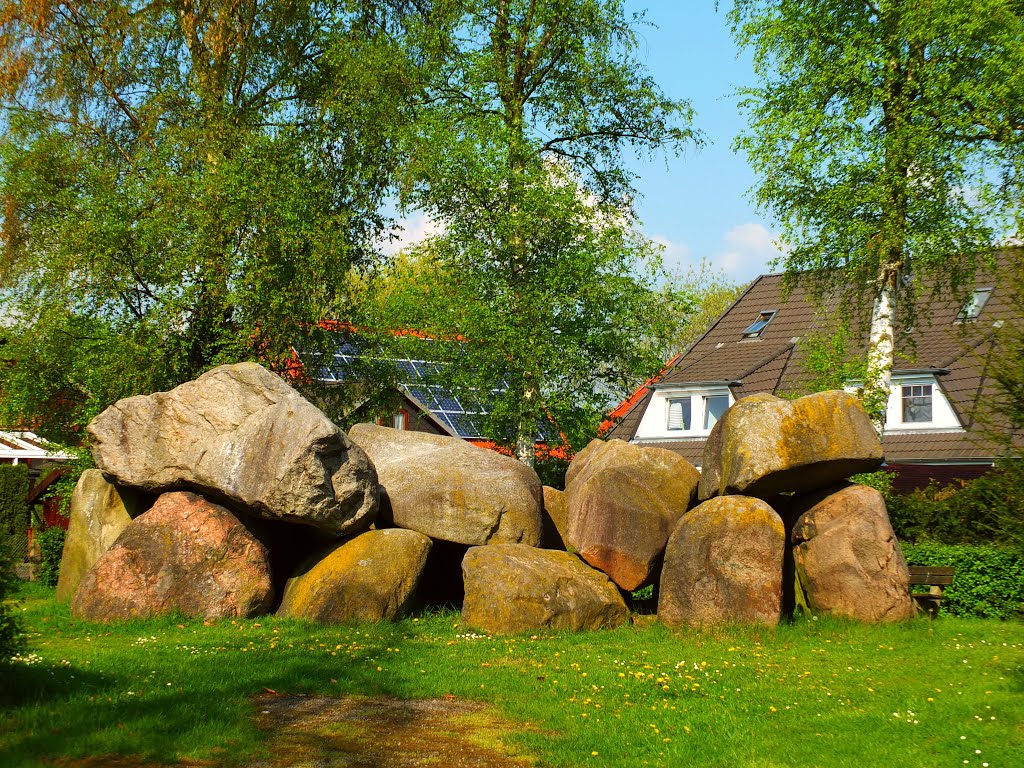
(652, 260), (744, 361)
(390, 0), (699, 463)
(729, 0), (1024, 429)
(0, 1), (418, 440)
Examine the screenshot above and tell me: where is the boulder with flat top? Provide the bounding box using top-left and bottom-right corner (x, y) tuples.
(88, 362), (378, 537)
(698, 391), (883, 500)
(277, 529), (432, 623)
(461, 544), (628, 634)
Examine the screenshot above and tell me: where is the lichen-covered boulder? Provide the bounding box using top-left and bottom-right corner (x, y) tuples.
(697, 391), (882, 500)
(88, 362), (378, 537)
(791, 483), (915, 622)
(461, 544), (628, 634)
(72, 492), (273, 621)
(659, 496), (785, 628)
(564, 439), (699, 591)
(277, 529), (432, 623)
(541, 486), (568, 550)
(347, 424), (542, 546)
(564, 438), (615, 488)
(56, 470), (148, 602)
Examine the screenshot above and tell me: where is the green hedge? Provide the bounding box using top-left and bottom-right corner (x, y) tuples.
(901, 542), (1024, 620)
(37, 526), (66, 587)
(0, 464), (29, 561)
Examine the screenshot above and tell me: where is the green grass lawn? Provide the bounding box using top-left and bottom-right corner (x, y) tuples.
(2, 581), (1022, 767)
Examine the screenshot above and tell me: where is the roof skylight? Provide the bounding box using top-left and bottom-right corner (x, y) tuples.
(742, 310), (776, 339)
(955, 288), (993, 322)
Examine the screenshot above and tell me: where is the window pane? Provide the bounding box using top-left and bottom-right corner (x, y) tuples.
(901, 385), (932, 423)
(668, 398), (691, 430)
(704, 395), (729, 429)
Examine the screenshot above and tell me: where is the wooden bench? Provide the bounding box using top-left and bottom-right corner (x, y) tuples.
(908, 566), (955, 617)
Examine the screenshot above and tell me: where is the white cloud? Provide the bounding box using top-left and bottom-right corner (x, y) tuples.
(378, 213), (446, 255)
(712, 222), (783, 280)
(648, 234), (693, 271)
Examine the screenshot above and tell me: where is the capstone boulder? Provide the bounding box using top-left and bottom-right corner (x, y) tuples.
(347, 424), (542, 546)
(277, 529), (432, 623)
(72, 491), (273, 621)
(659, 495), (785, 628)
(698, 391), (883, 500)
(791, 483), (915, 622)
(88, 362), (378, 537)
(461, 544), (628, 634)
(565, 439), (699, 591)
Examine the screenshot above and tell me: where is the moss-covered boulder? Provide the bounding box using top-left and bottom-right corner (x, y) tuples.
(72, 491), (273, 621)
(348, 424), (542, 546)
(659, 496), (785, 628)
(565, 439), (699, 591)
(56, 470), (147, 602)
(698, 391), (882, 500)
(791, 483), (915, 622)
(461, 544), (628, 634)
(277, 529), (432, 623)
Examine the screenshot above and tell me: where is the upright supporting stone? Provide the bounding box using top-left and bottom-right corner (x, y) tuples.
(56, 470), (146, 602)
(659, 496), (785, 628)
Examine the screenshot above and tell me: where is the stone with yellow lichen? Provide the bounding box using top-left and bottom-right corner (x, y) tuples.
(277, 528), (432, 623)
(698, 391), (882, 501)
(56, 469), (148, 602)
(461, 544), (628, 634)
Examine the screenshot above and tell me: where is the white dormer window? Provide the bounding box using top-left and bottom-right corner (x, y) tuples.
(637, 386), (734, 441)
(901, 384), (932, 423)
(956, 288), (993, 322)
(742, 310), (776, 339)
(882, 375), (961, 432)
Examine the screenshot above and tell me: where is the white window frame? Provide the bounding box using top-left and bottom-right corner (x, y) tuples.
(636, 386), (734, 440)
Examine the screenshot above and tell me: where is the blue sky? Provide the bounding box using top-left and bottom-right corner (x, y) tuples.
(622, 1), (782, 284)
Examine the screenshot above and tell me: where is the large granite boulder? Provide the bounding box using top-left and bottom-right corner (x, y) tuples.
(659, 496), (785, 628)
(698, 391), (883, 500)
(72, 492), (273, 621)
(347, 424), (542, 546)
(88, 362), (378, 537)
(56, 470), (147, 602)
(277, 529), (432, 623)
(791, 483), (915, 622)
(462, 544), (628, 634)
(564, 439), (699, 591)
(564, 438), (615, 488)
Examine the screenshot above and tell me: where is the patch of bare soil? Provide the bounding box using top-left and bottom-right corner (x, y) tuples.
(249, 694), (539, 768)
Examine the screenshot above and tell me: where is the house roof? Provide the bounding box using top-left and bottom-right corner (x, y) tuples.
(606, 249), (1022, 463)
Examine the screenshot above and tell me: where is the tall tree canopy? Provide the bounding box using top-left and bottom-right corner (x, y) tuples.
(389, 0), (699, 461)
(0, 1), (416, 439)
(729, 0), (1024, 427)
